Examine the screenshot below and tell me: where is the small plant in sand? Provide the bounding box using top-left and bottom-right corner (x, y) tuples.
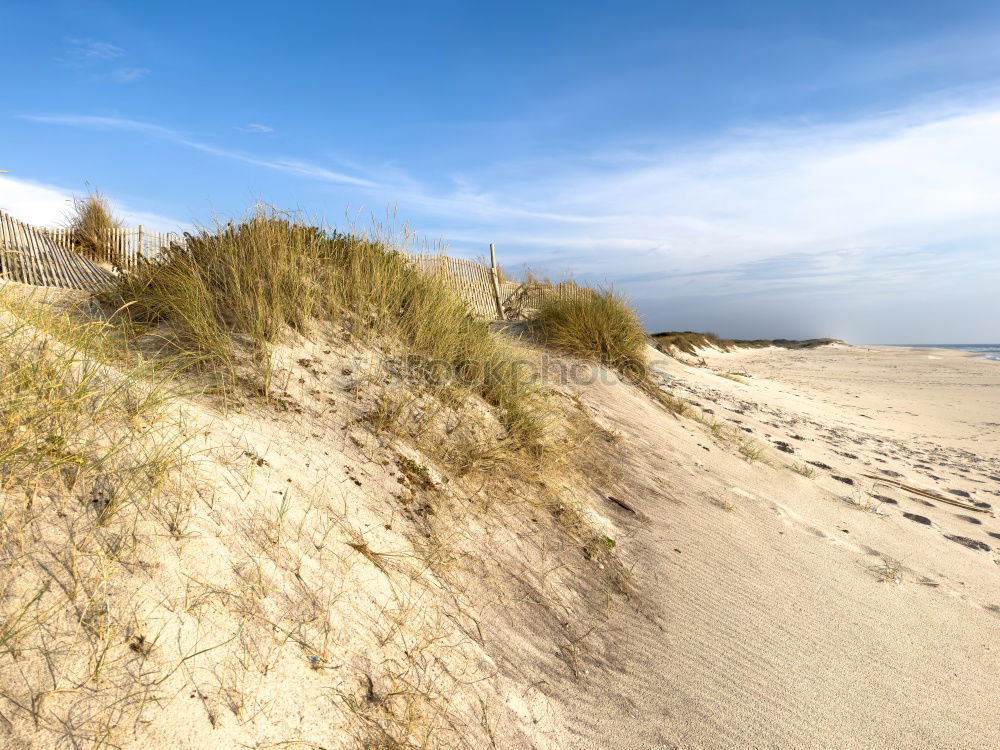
(736, 436), (766, 463)
(712, 497), (737, 512)
(845, 490), (890, 516)
(792, 462), (817, 479)
(67, 189), (124, 267)
(871, 556), (902, 584)
(361, 390), (409, 435)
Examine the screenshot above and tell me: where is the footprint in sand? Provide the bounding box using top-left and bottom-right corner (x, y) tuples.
(903, 512), (932, 526)
(872, 494), (898, 505)
(944, 535), (991, 552)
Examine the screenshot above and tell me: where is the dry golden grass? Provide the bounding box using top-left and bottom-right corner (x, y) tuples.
(792, 462), (817, 479)
(102, 208), (543, 446)
(531, 289), (648, 380)
(67, 190), (124, 267)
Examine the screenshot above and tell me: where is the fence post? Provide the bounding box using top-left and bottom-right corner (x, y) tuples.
(138, 224), (144, 265)
(488, 242), (505, 320)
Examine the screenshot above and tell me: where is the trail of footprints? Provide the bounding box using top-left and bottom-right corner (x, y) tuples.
(655, 370), (1000, 563)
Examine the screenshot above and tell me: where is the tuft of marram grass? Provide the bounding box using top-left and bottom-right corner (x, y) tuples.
(102, 208), (542, 443)
(531, 289), (648, 380)
(0, 288), (187, 521)
(67, 189), (124, 267)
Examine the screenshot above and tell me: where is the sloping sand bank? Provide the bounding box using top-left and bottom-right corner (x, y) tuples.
(549, 343), (999, 748)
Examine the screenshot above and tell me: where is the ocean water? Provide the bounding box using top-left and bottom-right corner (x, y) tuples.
(910, 344), (1000, 361)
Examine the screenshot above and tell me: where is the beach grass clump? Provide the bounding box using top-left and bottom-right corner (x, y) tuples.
(531, 289), (648, 380)
(103, 208), (541, 441)
(792, 462), (817, 479)
(67, 189), (124, 267)
(737, 437), (765, 463)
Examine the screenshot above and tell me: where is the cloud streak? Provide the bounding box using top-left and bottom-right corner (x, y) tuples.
(65, 39), (125, 61)
(238, 123), (273, 133)
(111, 67), (150, 83)
(60, 39), (150, 84)
(23, 114), (598, 224)
(23, 115), (380, 188)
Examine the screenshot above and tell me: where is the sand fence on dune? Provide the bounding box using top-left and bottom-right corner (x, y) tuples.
(0, 211), (592, 320)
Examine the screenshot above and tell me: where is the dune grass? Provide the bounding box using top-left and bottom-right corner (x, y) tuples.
(0, 288), (194, 741)
(67, 190), (124, 267)
(531, 289), (648, 380)
(0, 288), (186, 522)
(102, 208), (542, 442)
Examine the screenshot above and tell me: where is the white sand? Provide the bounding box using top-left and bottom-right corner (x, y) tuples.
(544, 343), (999, 748)
(3, 291), (997, 749)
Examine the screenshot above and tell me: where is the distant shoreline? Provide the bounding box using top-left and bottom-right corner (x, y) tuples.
(878, 343), (1000, 362)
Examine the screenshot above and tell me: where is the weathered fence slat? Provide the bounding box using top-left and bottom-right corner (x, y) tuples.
(0, 211), (114, 291)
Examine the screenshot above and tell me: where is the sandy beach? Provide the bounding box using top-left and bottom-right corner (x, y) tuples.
(543, 341), (1000, 748)
(2, 276), (999, 749)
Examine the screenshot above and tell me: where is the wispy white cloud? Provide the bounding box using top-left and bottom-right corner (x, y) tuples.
(24, 114), (381, 189)
(65, 39), (125, 61)
(111, 67), (150, 83)
(0, 175), (186, 231)
(435, 98), (1000, 281)
(59, 39), (149, 84)
(238, 123), (273, 133)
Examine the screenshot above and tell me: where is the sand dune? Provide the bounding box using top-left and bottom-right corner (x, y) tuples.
(2, 281), (996, 749)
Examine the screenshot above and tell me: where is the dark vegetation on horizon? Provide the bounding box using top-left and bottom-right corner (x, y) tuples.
(652, 330), (841, 356)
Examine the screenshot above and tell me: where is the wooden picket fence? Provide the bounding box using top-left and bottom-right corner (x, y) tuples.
(43, 226), (184, 269)
(3, 215), (594, 320)
(497, 277), (591, 319)
(407, 246), (593, 320)
(0, 211), (113, 290)
(409, 253), (506, 319)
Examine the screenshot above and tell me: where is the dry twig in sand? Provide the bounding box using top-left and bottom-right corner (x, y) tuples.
(859, 474), (992, 515)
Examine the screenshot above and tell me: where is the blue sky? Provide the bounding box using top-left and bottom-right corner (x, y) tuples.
(3, 0), (1000, 343)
